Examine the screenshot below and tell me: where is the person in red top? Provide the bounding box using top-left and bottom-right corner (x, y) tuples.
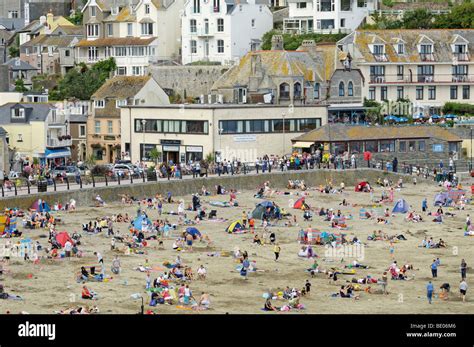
(249, 218), (255, 233)
(82, 286), (93, 299)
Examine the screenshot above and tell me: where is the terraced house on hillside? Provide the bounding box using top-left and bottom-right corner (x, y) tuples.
(76, 0), (183, 76)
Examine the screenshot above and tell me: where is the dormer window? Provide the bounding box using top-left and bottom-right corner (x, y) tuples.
(397, 43), (404, 55)
(11, 108), (25, 119)
(453, 44), (469, 62)
(145, 4), (150, 14)
(116, 99), (127, 108)
(90, 5), (97, 17)
(111, 7), (119, 15)
(371, 44), (387, 62)
(94, 100), (105, 108)
(419, 44), (434, 61)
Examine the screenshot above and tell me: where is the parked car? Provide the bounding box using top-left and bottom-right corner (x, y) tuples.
(112, 164), (132, 178)
(51, 166), (79, 178)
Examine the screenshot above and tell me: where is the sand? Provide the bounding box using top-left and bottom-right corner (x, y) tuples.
(1, 180), (473, 314)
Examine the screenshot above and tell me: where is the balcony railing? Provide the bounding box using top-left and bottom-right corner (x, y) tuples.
(373, 53), (388, 62)
(48, 114), (66, 125)
(453, 52), (470, 62)
(419, 53), (435, 62)
(196, 28), (214, 37)
(368, 73), (474, 84)
(47, 138), (72, 148)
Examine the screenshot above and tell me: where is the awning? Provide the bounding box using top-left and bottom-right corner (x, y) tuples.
(45, 147), (71, 159)
(292, 141), (313, 148)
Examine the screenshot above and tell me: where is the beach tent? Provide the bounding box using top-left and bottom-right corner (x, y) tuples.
(132, 215), (152, 231)
(30, 199), (51, 212)
(185, 227), (202, 238)
(293, 197), (310, 210)
(251, 201), (275, 219)
(226, 220), (245, 233)
(392, 199), (409, 213)
(447, 189), (466, 203)
(355, 181), (369, 192)
(434, 192), (449, 206)
(0, 215), (16, 234)
(56, 231), (73, 247)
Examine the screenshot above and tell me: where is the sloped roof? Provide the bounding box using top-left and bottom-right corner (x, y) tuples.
(3, 58), (38, 71)
(103, 6), (136, 22)
(75, 37), (156, 47)
(292, 124), (463, 143)
(350, 29), (474, 63)
(51, 25), (84, 36)
(22, 34), (78, 48)
(212, 49), (325, 90)
(92, 76), (151, 99)
(0, 103), (54, 124)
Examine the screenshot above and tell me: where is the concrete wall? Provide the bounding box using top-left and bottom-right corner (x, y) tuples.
(0, 169), (433, 210)
(148, 65), (229, 99)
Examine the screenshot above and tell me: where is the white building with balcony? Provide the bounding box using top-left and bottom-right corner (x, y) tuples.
(181, 0), (273, 66)
(284, 0), (377, 34)
(337, 29), (474, 116)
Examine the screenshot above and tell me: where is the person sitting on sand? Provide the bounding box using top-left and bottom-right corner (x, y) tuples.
(81, 286), (95, 299)
(264, 298), (278, 311)
(253, 234), (262, 245)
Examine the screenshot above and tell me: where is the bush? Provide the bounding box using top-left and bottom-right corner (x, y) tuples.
(442, 102), (474, 116)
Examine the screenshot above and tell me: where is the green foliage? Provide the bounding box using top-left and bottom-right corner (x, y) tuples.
(149, 148), (161, 164)
(66, 11), (83, 25)
(205, 152), (215, 164)
(56, 58), (117, 100)
(8, 45), (19, 58)
(14, 79), (28, 92)
(85, 154), (96, 167)
(261, 30), (348, 51)
(382, 0), (394, 7)
(364, 2), (474, 30)
(363, 98), (383, 124)
(442, 102), (474, 116)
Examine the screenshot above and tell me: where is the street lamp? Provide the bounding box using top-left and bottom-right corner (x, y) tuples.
(141, 119), (147, 161)
(131, 293), (144, 314)
(282, 113), (285, 156)
(470, 127), (472, 172)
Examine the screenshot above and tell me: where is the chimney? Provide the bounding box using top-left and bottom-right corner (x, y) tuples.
(300, 39), (318, 59)
(271, 35), (284, 51)
(46, 11), (54, 26)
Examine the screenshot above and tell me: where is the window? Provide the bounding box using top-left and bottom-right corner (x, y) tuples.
(217, 40), (224, 53)
(134, 119), (209, 134)
(338, 82), (345, 96)
(314, 83), (320, 99)
(449, 142), (458, 153)
(418, 140), (425, 152)
(452, 65), (468, 81)
(340, 18), (346, 27)
(140, 144), (156, 161)
(94, 121), (101, 134)
(432, 144), (444, 153)
(93, 148), (103, 160)
(217, 18), (224, 32)
(379, 140), (395, 152)
(369, 87), (376, 100)
(397, 43), (404, 55)
(190, 40), (197, 54)
(397, 86), (404, 100)
(190, 19), (197, 33)
(417, 65), (434, 82)
(11, 108), (25, 118)
(141, 23), (153, 36)
(381, 86), (387, 101)
(17, 134), (23, 142)
(115, 47), (127, 56)
(428, 86), (436, 100)
(94, 100), (105, 108)
(193, 0), (201, 13)
(145, 4), (150, 14)
(116, 99), (127, 108)
(106, 120), (113, 134)
(416, 86), (424, 100)
(364, 141), (378, 153)
(450, 86), (458, 100)
(347, 81), (353, 96)
(419, 44), (433, 61)
(297, 2), (307, 8)
(251, 19), (255, 28)
(219, 118), (320, 134)
(463, 85), (470, 100)
(90, 6), (96, 17)
(107, 24), (113, 36)
(408, 140), (416, 152)
(116, 66), (127, 75)
(87, 24), (99, 37)
(280, 83), (290, 99)
(132, 66), (144, 76)
(399, 141), (406, 152)
(213, 0), (220, 12)
(79, 125), (86, 137)
(397, 65), (404, 80)
(369, 65), (385, 82)
(65, 49), (70, 57)
(8, 10), (19, 18)
(127, 23), (133, 36)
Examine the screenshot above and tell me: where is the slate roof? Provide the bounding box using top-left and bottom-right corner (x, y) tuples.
(92, 76), (151, 99)
(0, 103), (55, 124)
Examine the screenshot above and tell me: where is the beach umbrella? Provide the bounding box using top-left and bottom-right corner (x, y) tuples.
(384, 115), (399, 122)
(397, 117), (408, 122)
(431, 114), (440, 119)
(444, 114), (457, 119)
(185, 227), (201, 237)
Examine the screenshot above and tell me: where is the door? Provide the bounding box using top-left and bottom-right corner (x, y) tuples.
(205, 40), (209, 58)
(238, 88), (247, 103)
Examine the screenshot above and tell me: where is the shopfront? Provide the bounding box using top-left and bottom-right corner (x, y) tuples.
(185, 146), (203, 162)
(160, 140), (181, 164)
(43, 147), (72, 166)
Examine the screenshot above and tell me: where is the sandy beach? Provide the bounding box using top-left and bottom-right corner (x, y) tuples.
(1, 179), (473, 314)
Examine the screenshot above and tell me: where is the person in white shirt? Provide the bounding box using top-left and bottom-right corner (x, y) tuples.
(460, 280), (468, 302)
(197, 265), (207, 280)
(64, 241), (72, 257)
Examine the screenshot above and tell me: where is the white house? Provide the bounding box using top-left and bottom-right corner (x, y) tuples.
(283, 0), (377, 34)
(181, 0), (273, 66)
(76, 0), (183, 76)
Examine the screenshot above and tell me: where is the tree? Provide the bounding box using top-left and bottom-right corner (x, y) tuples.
(84, 154), (96, 167)
(57, 58), (117, 100)
(434, 2), (474, 29)
(14, 79), (28, 92)
(8, 46), (19, 58)
(149, 148), (162, 164)
(402, 9), (434, 29)
(261, 30), (348, 50)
